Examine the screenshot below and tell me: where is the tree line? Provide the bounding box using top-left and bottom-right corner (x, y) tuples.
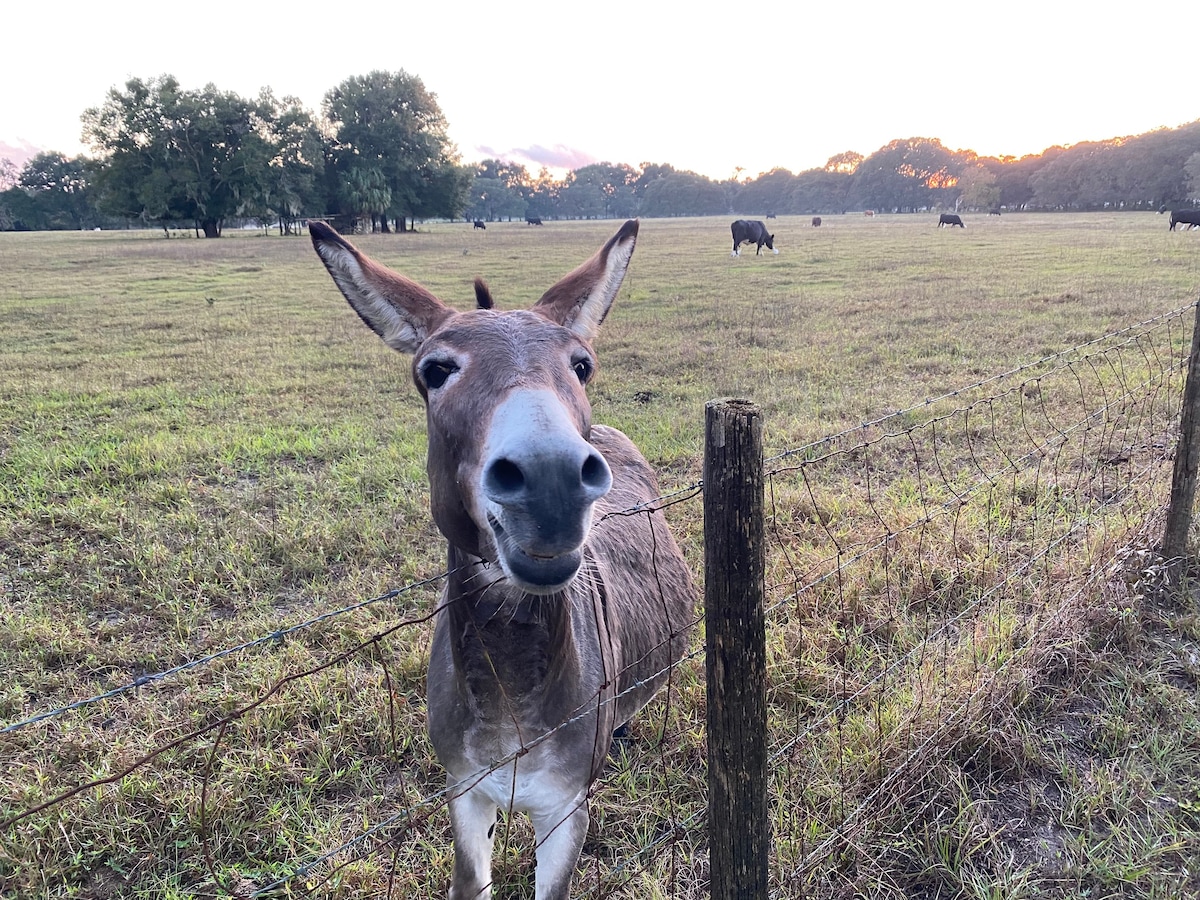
(4, 71), (1200, 235)
(0, 71), (469, 236)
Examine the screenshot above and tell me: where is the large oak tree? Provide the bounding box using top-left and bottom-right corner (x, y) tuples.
(322, 70), (470, 232)
(84, 76), (276, 237)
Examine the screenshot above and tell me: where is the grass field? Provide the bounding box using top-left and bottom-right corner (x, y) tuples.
(2, 212), (1199, 898)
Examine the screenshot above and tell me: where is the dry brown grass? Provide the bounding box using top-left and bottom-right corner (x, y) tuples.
(1, 213), (1198, 898)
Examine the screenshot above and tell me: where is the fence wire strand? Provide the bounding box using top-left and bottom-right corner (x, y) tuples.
(3, 301), (1194, 898)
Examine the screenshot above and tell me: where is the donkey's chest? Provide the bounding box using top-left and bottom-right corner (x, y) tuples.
(457, 617), (563, 712)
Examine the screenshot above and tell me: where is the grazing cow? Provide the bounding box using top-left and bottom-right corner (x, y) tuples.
(473, 220), (486, 230)
(864, 210), (875, 217)
(1169, 210), (1200, 231)
(988, 208), (1001, 216)
(766, 212), (777, 219)
(811, 216), (822, 228)
(526, 216), (544, 225)
(309, 220), (694, 900)
(730, 219), (778, 256)
(938, 213), (965, 228)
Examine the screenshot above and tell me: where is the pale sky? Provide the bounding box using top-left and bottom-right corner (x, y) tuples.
(4, 1), (1198, 180)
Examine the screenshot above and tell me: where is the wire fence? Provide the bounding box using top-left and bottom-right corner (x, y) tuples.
(1, 302), (1194, 898)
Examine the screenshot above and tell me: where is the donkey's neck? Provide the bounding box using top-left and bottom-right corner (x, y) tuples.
(445, 547), (582, 721)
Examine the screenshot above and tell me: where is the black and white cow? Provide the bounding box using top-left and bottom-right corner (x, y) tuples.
(1169, 210), (1200, 231)
(730, 219), (777, 256)
(937, 213), (964, 228)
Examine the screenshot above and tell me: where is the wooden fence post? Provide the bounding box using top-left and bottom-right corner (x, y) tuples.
(1163, 301), (1200, 584)
(704, 398), (768, 900)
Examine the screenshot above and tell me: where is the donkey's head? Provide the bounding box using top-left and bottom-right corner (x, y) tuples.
(310, 220), (639, 594)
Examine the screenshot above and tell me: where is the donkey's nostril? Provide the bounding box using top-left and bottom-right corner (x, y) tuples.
(485, 458), (525, 496)
(581, 453), (610, 490)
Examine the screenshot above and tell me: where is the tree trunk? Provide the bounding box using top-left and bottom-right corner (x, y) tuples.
(200, 219), (220, 238)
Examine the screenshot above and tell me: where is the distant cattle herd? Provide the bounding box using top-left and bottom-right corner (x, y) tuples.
(462, 210), (1200, 255)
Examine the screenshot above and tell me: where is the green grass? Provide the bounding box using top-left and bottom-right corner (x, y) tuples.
(2, 213), (1199, 898)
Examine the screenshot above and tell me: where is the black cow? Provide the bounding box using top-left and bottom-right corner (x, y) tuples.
(730, 219), (777, 256)
(1169, 210), (1200, 231)
(473, 220), (486, 230)
(811, 216), (822, 228)
(766, 212), (777, 219)
(526, 216), (543, 225)
(938, 213), (964, 228)
(988, 208), (1001, 216)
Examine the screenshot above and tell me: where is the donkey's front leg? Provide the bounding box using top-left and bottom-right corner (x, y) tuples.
(531, 793), (589, 900)
(447, 784), (498, 900)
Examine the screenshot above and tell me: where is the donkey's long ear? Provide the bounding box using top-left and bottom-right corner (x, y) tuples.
(533, 219), (638, 340)
(310, 222), (452, 353)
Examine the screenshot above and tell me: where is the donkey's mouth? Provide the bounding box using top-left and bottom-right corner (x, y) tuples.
(488, 515), (584, 594)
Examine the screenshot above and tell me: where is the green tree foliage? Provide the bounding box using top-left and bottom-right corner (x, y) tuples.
(563, 163), (638, 218)
(467, 159), (530, 221)
(1029, 123), (1200, 210)
(639, 171), (727, 217)
(0, 158), (17, 190)
(1187, 152), (1200, 203)
(84, 76), (276, 237)
(975, 153), (1049, 210)
(525, 168), (561, 220)
(1, 152), (96, 230)
(852, 138), (961, 211)
(631, 162), (676, 199)
(789, 168), (853, 213)
(825, 151), (863, 174)
(733, 168), (797, 215)
(411, 161), (474, 224)
(259, 91), (326, 234)
(323, 70), (468, 232)
(955, 163), (1000, 211)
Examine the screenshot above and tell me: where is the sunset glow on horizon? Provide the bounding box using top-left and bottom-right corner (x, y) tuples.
(3, 2), (1199, 182)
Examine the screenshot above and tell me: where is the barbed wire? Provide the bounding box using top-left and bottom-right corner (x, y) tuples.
(2, 485), (704, 737)
(779, 534), (1125, 888)
(3, 302), (1192, 897)
(761, 389), (1169, 634)
(766, 299), (1194, 465)
(1, 572), (453, 735)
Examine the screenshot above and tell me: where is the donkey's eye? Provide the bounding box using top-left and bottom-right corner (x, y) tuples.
(421, 360), (459, 390)
(572, 358), (593, 384)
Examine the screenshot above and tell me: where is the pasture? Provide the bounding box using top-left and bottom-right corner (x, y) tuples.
(2, 212), (1199, 898)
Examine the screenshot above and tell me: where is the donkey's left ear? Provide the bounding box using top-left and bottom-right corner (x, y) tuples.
(533, 219), (638, 340)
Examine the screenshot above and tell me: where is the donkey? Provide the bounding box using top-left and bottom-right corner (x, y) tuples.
(309, 220), (695, 899)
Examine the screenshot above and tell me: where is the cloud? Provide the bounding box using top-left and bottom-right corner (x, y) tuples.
(474, 143), (597, 173)
(0, 138), (43, 167)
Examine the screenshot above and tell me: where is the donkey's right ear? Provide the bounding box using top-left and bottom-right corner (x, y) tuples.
(309, 222), (452, 353)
